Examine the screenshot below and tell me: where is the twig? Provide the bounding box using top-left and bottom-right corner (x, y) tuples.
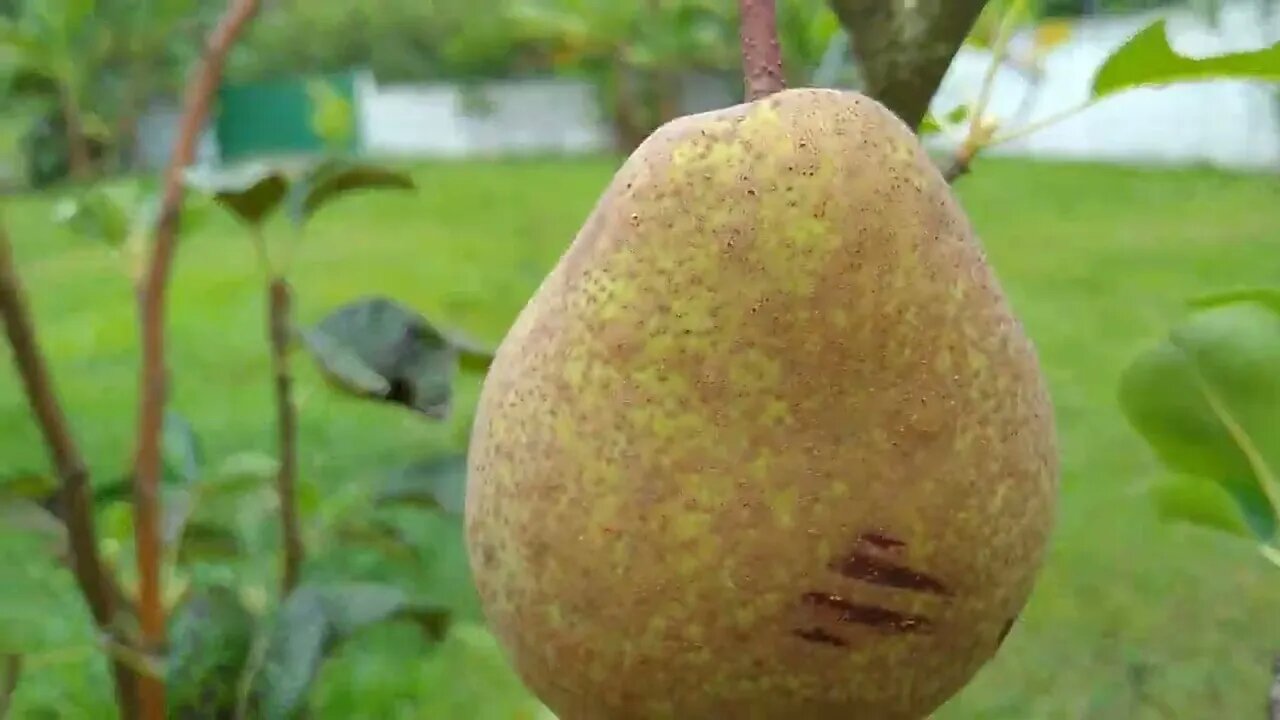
(0, 655), (21, 719)
(0, 223), (140, 717)
(738, 0), (785, 101)
(129, 1), (261, 718)
(970, 0), (1026, 130)
(268, 277), (303, 592)
(941, 153), (972, 184)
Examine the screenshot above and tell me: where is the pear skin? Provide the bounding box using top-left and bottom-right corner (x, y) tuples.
(465, 88), (1058, 720)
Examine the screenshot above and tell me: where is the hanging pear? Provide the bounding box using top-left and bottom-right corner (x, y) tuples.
(465, 88), (1058, 720)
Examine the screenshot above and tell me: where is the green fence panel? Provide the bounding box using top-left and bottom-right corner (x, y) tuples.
(216, 71), (358, 162)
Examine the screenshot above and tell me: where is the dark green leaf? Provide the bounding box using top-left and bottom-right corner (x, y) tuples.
(184, 163), (289, 227)
(1150, 476), (1255, 539)
(163, 409), (203, 485)
(1118, 300), (1280, 541)
(176, 519), (243, 565)
(167, 584), (255, 718)
(446, 330), (496, 374)
(302, 297), (473, 418)
(253, 583), (449, 719)
(254, 586), (328, 720)
(92, 475), (132, 507)
(1092, 19), (1280, 100)
(378, 454), (468, 515)
(289, 160), (414, 226)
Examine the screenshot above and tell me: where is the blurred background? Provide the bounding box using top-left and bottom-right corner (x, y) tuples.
(0, 0), (1278, 718)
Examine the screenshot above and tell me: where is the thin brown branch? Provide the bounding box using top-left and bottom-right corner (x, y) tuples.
(268, 277), (304, 593)
(739, 0), (785, 101)
(829, 0), (988, 130)
(129, 1), (261, 718)
(0, 224), (140, 717)
(940, 149), (973, 184)
(0, 655), (21, 719)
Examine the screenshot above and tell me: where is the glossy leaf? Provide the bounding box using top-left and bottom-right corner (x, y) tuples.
(167, 585), (255, 717)
(378, 454), (468, 516)
(185, 162), (289, 227)
(1150, 475), (1254, 539)
(1118, 300), (1280, 541)
(288, 160), (414, 226)
(303, 297), (481, 418)
(253, 583), (449, 719)
(1092, 19), (1280, 100)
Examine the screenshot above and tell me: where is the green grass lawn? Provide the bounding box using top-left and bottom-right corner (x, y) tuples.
(2, 156), (1278, 718)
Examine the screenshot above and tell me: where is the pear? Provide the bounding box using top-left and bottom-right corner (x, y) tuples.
(465, 88), (1058, 719)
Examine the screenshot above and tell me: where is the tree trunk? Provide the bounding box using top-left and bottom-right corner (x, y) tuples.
(57, 83), (93, 182)
(828, 0), (988, 130)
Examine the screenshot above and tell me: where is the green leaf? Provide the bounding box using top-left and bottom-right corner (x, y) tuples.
(167, 584), (255, 718)
(1190, 286), (1280, 315)
(92, 475), (132, 507)
(0, 499), (66, 553)
(0, 471), (57, 503)
(1118, 300), (1280, 541)
(163, 409), (202, 485)
(176, 519), (243, 565)
(52, 188), (131, 247)
(184, 162), (289, 227)
(378, 454), (468, 516)
(253, 583), (449, 719)
(288, 160), (414, 226)
(302, 297), (476, 418)
(446, 330), (497, 374)
(1150, 475), (1255, 538)
(919, 113), (942, 135)
(1092, 19), (1280, 100)
(306, 79), (355, 151)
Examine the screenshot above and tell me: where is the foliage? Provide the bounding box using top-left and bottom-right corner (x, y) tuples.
(1119, 293), (1280, 568)
(9, 148), (493, 716)
(923, 5), (1280, 177)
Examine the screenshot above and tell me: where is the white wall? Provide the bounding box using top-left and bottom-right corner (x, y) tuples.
(356, 73), (613, 159)
(930, 0), (1280, 171)
(135, 1), (1277, 172)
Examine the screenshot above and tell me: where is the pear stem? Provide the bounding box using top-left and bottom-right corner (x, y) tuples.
(739, 0), (785, 101)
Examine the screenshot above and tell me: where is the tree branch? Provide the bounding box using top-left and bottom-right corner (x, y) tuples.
(129, 1), (260, 718)
(829, 0), (988, 130)
(268, 277), (303, 593)
(0, 225), (141, 716)
(0, 655), (19, 719)
(739, 0), (785, 101)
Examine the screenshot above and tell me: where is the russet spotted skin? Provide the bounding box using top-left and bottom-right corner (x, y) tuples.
(465, 88), (1058, 720)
